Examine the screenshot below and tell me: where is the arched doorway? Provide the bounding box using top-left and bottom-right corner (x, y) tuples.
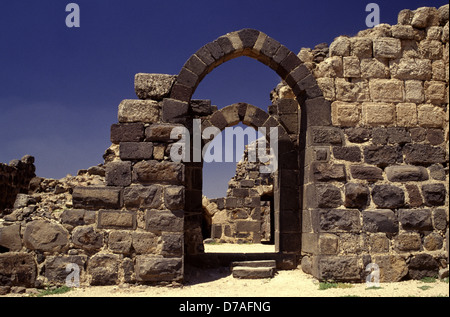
(162, 29), (330, 268)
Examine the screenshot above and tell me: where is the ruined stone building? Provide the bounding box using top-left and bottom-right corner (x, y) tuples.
(0, 5), (449, 290)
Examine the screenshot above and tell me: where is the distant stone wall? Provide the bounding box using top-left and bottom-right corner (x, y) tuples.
(0, 155), (36, 212)
(205, 141), (274, 244)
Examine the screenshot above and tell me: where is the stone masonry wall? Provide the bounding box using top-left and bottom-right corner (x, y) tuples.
(1, 6), (448, 291)
(293, 5), (449, 282)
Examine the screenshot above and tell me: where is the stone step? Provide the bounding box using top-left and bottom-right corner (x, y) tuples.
(232, 266), (275, 279)
(231, 260), (277, 269)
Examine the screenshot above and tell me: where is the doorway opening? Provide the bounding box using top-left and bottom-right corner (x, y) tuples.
(201, 122), (276, 254)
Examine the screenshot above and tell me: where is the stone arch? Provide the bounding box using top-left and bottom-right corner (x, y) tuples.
(162, 29), (331, 129)
(172, 29), (330, 262)
(203, 102), (288, 136)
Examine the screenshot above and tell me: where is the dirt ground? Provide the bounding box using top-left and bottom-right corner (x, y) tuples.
(36, 267), (448, 298)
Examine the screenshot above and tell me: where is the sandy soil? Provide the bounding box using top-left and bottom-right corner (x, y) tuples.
(35, 268), (448, 298)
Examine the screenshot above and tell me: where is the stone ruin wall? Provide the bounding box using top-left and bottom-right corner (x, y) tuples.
(0, 5), (449, 292)
(0, 156), (36, 212)
(287, 5), (449, 281)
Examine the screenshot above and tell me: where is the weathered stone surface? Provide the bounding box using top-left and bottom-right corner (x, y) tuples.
(350, 165), (383, 181)
(331, 101), (361, 127)
(118, 100), (160, 123)
(72, 187), (122, 210)
(396, 103), (418, 126)
(160, 233), (183, 257)
(44, 255), (87, 285)
(123, 185), (162, 209)
(315, 184), (342, 208)
(319, 234), (339, 255)
(343, 56), (361, 77)
(422, 183), (446, 206)
(394, 232), (422, 252)
(433, 209), (447, 231)
(398, 209), (432, 231)
(191, 99), (213, 116)
(0, 224), (22, 251)
(350, 37), (373, 58)
(119, 142), (153, 161)
(131, 232), (159, 254)
(364, 145), (402, 166)
(164, 186), (185, 210)
(97, 210), (136, 230)
(423, 232), (443, 251)
(362, 102), (396, 126)
(145, 210), (183, 232)
(372, 185), (405, 209)
(411, 7), (440, 29)
(0, 253), (37, 287)
(132, 160), (184, 185)
(314, 256), (361, 281)
(403, 144), (446, 165)
(363, 209), (399, 233)
(368, 233), (390, 253)
(135, 255), (183, 282)
(161, 98), (189, 123)
(329, 36), (351, 57)
(372, 255), (408, 282)
(385, 166), (429, 182)
(390, 58), (432, 80)
(360, 58), (390, 78)
(108, 231), (132, 254)
(105, 161), (132, 187)
(60, 209), (96, 228)
(303, 97), (332, 127)
(312, 163), (346, 182)
(72, 225), (103, 251)
(408, 254), (439, 280)
(310, 127), (343, 145)
(110, 123), (145, 144)
(405, 80), (425, 103)
(232, 266), (275, 279)
(23, 220), (69, 252)
(318, 209), (361, 233)
(332, 147), (361, 162)
(373, 38), (402, 59)
(424, 81), (447, 104)
(345, 127), (371, 143)
(344, 183), (370, 209)
(391, 25), (416, 39)
(134, 73), (176, 100)
(87, 253), (120, 286)
(405, 184), (423, 207)
(427, 129), (445, 145)
(145, 123), (183, 141)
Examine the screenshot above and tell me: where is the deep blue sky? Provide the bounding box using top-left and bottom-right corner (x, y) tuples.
(0, 0), (447, 198)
